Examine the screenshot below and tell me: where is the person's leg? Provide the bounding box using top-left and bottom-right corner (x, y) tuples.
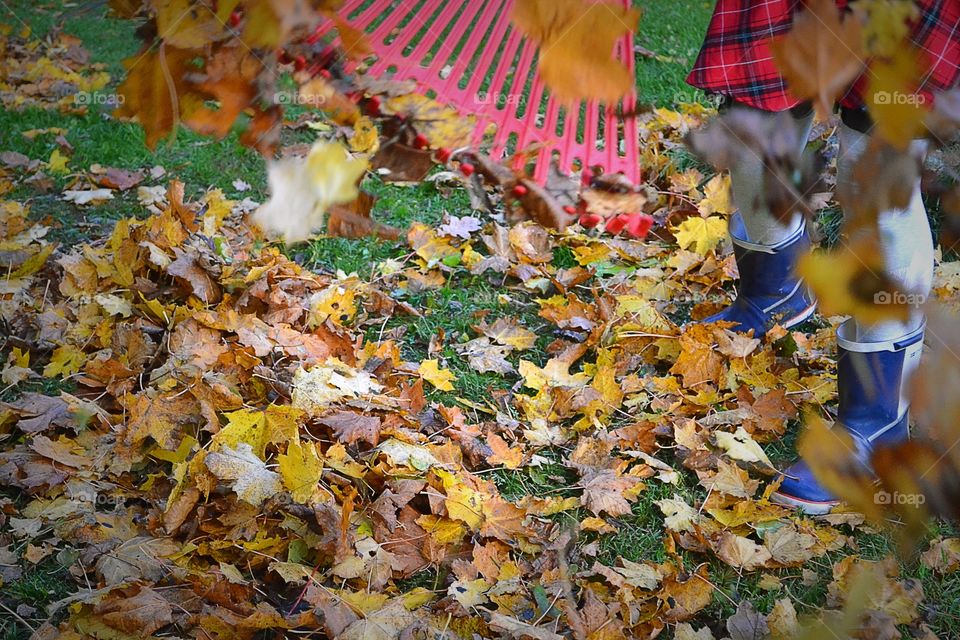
(835, 123), (933, 340)
(772, 118), (934, 513)
(729, 105), (814, 245)
(704, 100), (816, 336)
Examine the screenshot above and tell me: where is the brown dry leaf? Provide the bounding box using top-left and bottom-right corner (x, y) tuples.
(93, 585), (174, 636)
(920, 537), (960, 574)
(489, 612), (564, 640)
(769, 0), (865, 120)
(115, 44), (198, 148)
(456, 338), (516, 375)
(717, 532), (773, 571)
(486, 432), (524, 469)
(697, 459), (759, 499)
(153, 0), (229, 47)
(94, 166), (145, 190)
(581, 470), (639, 517)
(167, 245), (222, 304)
(371, 141), (435, 183)
(763, 524), (817, 565)
(319, 410), (382, 447)
(670, 324), (726, 388)
(726, 601), (769, 640)
(182, 44), (261, 140)
(326, 191), (400, 240)
(96, 537), (180, 585)
(477, 316), (537, 351)
(240, 0), (320, 49)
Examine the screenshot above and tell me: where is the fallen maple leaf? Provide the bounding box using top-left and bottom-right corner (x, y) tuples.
(718, 532), (773, 571)
(673, 216), (727, 255)
(205, 443), (282, 506)
(277, 438), (324, 504)
(417, 359), (456, 391)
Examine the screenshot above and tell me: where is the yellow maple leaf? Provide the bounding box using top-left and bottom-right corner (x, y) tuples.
(435, 469), (484, 530)
(669, 168), (704, 195)
(212, 409), (269, 458)
(11, 243), (55, 279)
(381, 94), (474, 149)
(696, 174), (733, 216)
(418, 359), (456, 392)
(348, 116), (380, 154)
(866, 46), (928, 149)
(47, 149), (69, 174)
(43, 344), (85, 378)
(416, 514), (468, 545)
(310, 284), (358, 326)
(278, 438), (324, 504)
(673, 216), (728, 255)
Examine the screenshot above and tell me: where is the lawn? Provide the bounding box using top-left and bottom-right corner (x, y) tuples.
(2, 1), (959, 639)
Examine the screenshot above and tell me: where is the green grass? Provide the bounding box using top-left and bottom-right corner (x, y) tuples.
(0, 554), (74, 640)
(634, 0), (714, 108)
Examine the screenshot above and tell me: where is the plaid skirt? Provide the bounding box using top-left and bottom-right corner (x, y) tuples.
(687, 0), (960, 112)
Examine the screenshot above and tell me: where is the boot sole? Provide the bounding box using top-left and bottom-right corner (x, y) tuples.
(769, 490), (837, 515)
(779, 301), (817, 331)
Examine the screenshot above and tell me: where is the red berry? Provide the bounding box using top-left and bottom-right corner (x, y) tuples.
(563, 205), (578, 215)
(460, 162), (475, 177)
(605, 213), (630, 235)
(319, 68), (332, 79)
(278, 50), (291, 65)
(624, 213), (654, 239)
(366, 95), (381, 116)
(512, 183), (528, 197)
(413, 133), (429, 150)
(579, 213), (602, 229)
(435, 147), (452, 163)
(294, 55), (307, 71)
(228, 9), (242, 27)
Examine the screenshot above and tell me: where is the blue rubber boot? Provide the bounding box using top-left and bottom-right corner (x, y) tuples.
(706, 212), (817, 337)
(771, 319), (926, 514)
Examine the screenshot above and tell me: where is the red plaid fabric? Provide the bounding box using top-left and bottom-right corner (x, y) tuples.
(687, 0), (960, 112)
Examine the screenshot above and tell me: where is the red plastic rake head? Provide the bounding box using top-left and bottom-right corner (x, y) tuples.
(317, 0), (641, 185)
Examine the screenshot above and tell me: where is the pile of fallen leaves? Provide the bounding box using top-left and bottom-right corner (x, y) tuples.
(0, 24), (110, 113)
(1, 150), (954, 638)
